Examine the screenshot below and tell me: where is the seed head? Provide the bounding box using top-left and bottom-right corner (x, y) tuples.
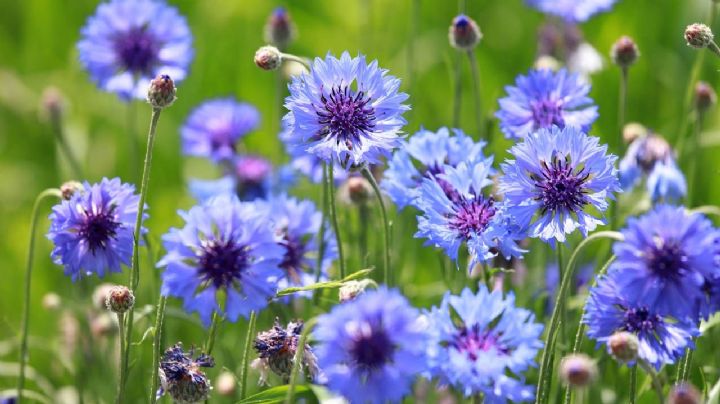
(559, 354), (597, 388)
(608, 331), (639, 363)
(147, 74), (176, 109)
(449, 14), (482, 51)
(611, 36), (639, 68)
(254, 46), (282, 71)
(685, 23), (714, 49)
(695, 81), (717, 113)
(105, 285), (135, 314)
(668, 383), (702, 404)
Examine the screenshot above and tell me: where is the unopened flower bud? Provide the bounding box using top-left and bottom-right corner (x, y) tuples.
(147, 74), (176, 109)
(608, 331), (639, 363)
(685, 23), (714, 49)
(60, 181), (84, 200)
(254, 46), (282, 71)
(449, 14), (482, 51)
(343, 176), (373, 205)
(623, 122), (648, 144)
(668, 382), (702, 404)
(40, 86), (64, 122)
(264, 7), (296, 49)
(42, 293), (62, 310)
(105, 285), (135, 313)
(611, 36), (639, 68)
(559, 354), (597, 388)
(215, 371), (237, 397)
(695, 81), (717, 112)
(339, 279), (374, 302)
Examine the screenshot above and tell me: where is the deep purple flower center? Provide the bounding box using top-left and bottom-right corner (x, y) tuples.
(316, 85), (376, 150)
(114, 26), (159, 75)
(449, 195), (496, 240)
(533, 157), (590, 213)
(197, 239), (249, 289)
(646, 239), (687, 279)
(450, 324), (508, 361)
(79, 208), (121, 252)
(622, 307), (661, 333)
(278, 232), (307, 283)
(530, 99), (565, 129)
(349, 322), (394, 370)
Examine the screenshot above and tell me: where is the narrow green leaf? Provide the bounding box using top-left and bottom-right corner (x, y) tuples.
(236, 385), (317, 404)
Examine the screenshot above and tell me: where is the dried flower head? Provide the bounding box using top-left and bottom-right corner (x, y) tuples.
(158, 343), (215, 403)
(253, 318), (320, 383)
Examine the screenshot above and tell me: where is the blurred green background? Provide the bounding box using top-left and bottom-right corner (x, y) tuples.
(2, 0), (720, 402)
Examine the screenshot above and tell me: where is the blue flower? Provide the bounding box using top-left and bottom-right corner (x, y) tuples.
(608, 205), (720, 322)
(620, 134), (686, 202)
(525, 0), (617, 23)
(157, 194), (284, 326)
(280, 116), (347, 184)
(255, 194), (337, 297)
(77, 0), (193, 100)
(496, 69), (598, 140)
(382, 127), (488, 210)
(313, 288), (427, 404)
(182, 98), (261, 163)
(47, 178), (145, 281)
(499, 126), (620, 244)
(283, 52), (409, 168)
(424, 285), (543, 401)
(415, 159), (526, 269)
(583, 271), (698, 370)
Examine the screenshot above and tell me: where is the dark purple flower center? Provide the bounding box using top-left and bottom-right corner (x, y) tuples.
(449, 195), (496, 240)
(530, 99), (565, 129)
(278, 232), (307, 283)
(450, 324), (508, 361)
(114, 26), (159, 75)
(79, 208), (121, 252)
(197, 239), (250, 289)
(349, 322), (394, 371)
(622, 307), (661, 333)
(316, 85), (376, 150)
(646, 239), (687, 279)
(533, 157), (590, 214)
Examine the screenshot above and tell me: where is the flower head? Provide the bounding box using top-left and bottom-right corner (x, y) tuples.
(608, 205), (719, 321)
(382, 127), (488, 210)
(583, 271), (698, 370)
(47, 178), (146, 281)
(525, 0), (617, 23)
(158, 343), (215, 403)
(619, 133), (686, 201)
(500, 126), (620, 244)
(424, 285), (543, 401)
(157, 194), (284, 326)
(496, 69), (598, 140)
(449, 15), (482, 51)
(280, 116), (347, 184)
(77, 0), (192, 100)
(182, 98), (261, 163)
(283, 52), (409, 168)
(415, 159), (526, 269)
(253, 318), (320, 383)
(313, 288), (427, 403)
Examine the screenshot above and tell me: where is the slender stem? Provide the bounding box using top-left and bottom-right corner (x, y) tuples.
(452, 51), (463, 128)
(313, 167), (330, 305)
(279, 53), (311, 70)
(358, 203), (369, 266)
(639, 360), (665, 403)
(149, 296), (167, 404)
(285, 318), (317, 404)
(618, 67), (628, 153)
(118, 107), (162, 404)
(708, 41), (720, 58)
(688, 112), (703, 207)
(127, 102), (139, 182)
(466, 49), (485, 140)
(681, 348), (694, 381)
(629, 366), (638, 404)
(690, 205), (720, 217)
(50, 117), (83, 180)
(239, 311), (257, 400)
(557, 245), (567, 346)
(326, 163), (346, 278)
(204, 311), (222, 356)
(115, 313), (126, 403)
(17, 188), (61, 403)
(536, 231), (625, 404)
(362, 167), (391, 286)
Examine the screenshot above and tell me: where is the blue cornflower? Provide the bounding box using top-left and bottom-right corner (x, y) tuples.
(525, 0), (618, 23)
(313, 288), (427, 404)
(157, 343), (215, 403)
(424, 285), (543, 401)
(415, 160), (526, 269)
(499, 126), (620, 244)
(583, 271), (698, 370)
(157, 194), (284, 326)
(619, 134), (686, 202)
(382, 127), (488, 210)
(47, 178), (145, 281)
(182, 98), (261, 163)
(77, 0), (193, 100)
(496, 69), (598, 140)
(255, 194), (337, 297)
(280, 116), (347, 184)
(283, 52), (409, 168)
(608, 205), (720, 322)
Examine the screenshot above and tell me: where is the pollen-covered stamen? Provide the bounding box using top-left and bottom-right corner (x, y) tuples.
(197, 239), (250, 289)
(278, 231), (307, 283)
(449, 195), (496, 240)
(114, 26), (159, 74)
(622, 307), (661, 333)
(79, 207), (121, 252)
(316, 85), (376, 150)
(349, 321), (394, 371)
(530, 99), (565, 128)
(646, 239), (687, 280)
(450, 323), (509, 361)
(533, 157), (590, 214)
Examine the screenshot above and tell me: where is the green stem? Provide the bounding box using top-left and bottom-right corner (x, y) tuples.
(17, 188), (62, 403)
(313, 166), (330, 304)
(149, 296), (167, 404)
(326, 163), (346, 278)
(536, 231), (624, 404)
(239, 311), (257, 400)
(452, 51), (463, 128)
(285, 317), (317, 403)
(358, 203), (369, 266)
(362, 167), (392, 286)
(204, 311), (222, 356)
(115, 313), (126, 403)
(639, 360), (665, 403)
(689, 205), (720, 217)
(687, 112), (703, 207)
(51, 117), (83, 180)
(466, 49), (485, 140)
(618, 67), (628, 153)
(629, 366), (638, 404)
(681, 348), (694, 382)
(128, 102), (140, 182)
(279, 53), (311, 70)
